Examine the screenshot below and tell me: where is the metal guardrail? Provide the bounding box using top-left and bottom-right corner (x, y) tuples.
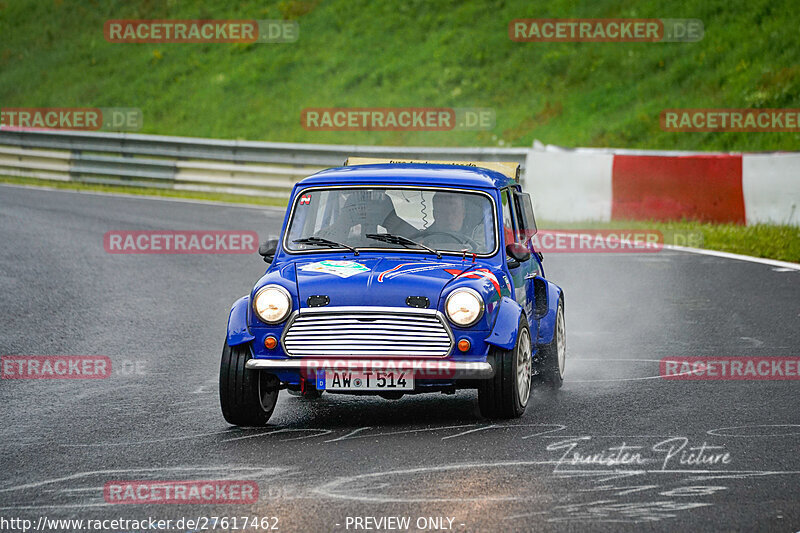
(0, 130), (529, 197)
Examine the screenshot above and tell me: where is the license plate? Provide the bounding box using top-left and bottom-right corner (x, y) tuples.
(318, 370), (414, 391)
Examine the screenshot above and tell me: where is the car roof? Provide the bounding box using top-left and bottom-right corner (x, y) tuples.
(297, 163), (516, 189)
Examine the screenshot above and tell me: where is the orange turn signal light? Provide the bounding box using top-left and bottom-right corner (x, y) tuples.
(457, 339), (471, 352)
(264, 336), (278, 350)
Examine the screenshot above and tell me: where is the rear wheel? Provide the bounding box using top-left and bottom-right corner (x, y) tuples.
(219, 342), (279, 426)
(539, 298), (566, 389)
(478, 316), (532, 419)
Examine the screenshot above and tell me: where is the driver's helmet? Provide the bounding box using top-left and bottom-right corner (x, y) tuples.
(340, 190), (395, 235)
(431, 191), (468, 231)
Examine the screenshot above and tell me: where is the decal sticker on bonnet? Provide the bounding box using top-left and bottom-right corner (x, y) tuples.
(299, 260), (369, 278)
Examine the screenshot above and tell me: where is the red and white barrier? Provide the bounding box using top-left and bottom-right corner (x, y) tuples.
(524, 146), (613, 222)
(527, 144), (799, 225)
(742, 153), (800, 225)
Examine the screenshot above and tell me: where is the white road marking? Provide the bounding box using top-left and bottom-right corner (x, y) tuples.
(441, 425), (497, 440)
(661, 243), (800, 271)
(565, 358), (697, 382)
(520, 424), (568, 439)
(706, 424), (800, 437)
(222, 428), (332, 442)
(325, 427), (372, 443)
(313, 461), (800, 503)
(320, 424), (479, 442)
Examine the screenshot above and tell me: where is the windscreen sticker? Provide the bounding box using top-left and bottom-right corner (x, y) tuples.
(299, 260), (369, 278)
(299, 195), (311, 205)
(445, 267), (502, 297)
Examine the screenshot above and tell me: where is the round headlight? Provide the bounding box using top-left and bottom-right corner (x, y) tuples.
(445, 288), (484, 327)
(253, 285), (292, 324)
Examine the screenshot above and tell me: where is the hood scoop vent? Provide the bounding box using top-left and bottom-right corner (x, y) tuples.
(406, 296), (430, 309)
(306, 295), (330, 307)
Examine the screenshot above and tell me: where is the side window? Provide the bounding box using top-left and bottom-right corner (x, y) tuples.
(513, 191), (537, 244)
(500, 189), (516, 245)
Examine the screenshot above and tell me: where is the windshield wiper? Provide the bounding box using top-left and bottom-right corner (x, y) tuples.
(293, 237), (359, 256)
(366, 233), (442, 259)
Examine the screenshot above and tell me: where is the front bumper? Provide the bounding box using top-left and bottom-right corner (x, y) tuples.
(245, 358), (493, 378)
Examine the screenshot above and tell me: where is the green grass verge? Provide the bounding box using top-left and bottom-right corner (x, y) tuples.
(1, 0), (799, 150)
(539, 219), (800, 263)
(5, 175), (797, 263)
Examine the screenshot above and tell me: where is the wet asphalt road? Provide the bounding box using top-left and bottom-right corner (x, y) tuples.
(0, 184), (798, 533)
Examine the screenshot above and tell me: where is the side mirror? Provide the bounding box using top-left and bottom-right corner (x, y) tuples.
(258, 239), (279, 264)
(506, 243), (531, 269)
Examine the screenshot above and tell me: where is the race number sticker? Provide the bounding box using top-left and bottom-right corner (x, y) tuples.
(299, 260), (369, 278)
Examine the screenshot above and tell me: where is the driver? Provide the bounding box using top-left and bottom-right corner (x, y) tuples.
(419, 192), (486, 251)
(429, 192), (466, 233)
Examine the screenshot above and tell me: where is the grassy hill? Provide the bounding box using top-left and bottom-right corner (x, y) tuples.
(1, 0), (798, 151)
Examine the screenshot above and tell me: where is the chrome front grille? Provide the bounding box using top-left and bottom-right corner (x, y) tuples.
(282, 307), (453, 357)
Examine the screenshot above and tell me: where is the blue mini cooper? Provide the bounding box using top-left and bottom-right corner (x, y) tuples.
(220, 158), (566, 425)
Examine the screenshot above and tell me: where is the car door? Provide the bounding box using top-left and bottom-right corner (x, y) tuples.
(515, 189), (548, 330)
(502, 188), (535, 318)
(511, 188), (544, 325)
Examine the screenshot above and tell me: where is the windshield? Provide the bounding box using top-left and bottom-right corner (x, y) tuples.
(285, 187), (497, 255)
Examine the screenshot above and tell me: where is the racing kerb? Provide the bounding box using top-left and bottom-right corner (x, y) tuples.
(0, 130), (796, 225)
(528, 142), (800, 225)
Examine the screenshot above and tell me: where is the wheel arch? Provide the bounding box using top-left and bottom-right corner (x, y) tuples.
(485, 296), (524, 350)
(535, 280), (564, 346)
(227, 296), (255, 346)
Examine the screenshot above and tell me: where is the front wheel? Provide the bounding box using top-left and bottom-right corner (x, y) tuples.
(478, 316), (532, 419)
(219, 342), (279, 426)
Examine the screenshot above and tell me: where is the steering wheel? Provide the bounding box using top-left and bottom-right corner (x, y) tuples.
(411, 230), (479, 250)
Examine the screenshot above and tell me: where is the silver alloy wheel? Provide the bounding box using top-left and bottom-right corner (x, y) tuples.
(556, 304), (566, 377)
(516, 328), (532, 406)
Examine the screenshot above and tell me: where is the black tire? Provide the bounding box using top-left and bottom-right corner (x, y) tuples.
(538, 298), (566, 389)
(478, 315), (532, 419)
(219, 342), (279, 426)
